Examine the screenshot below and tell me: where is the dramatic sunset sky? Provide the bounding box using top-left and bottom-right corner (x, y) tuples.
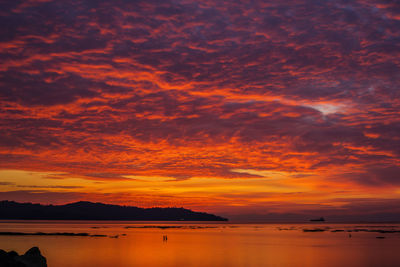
(1, 0), (399, 221)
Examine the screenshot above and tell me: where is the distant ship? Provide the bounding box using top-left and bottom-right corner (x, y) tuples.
(310, 217), (325, 222)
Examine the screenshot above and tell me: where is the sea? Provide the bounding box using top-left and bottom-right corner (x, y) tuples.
(1, 221), (399, 267)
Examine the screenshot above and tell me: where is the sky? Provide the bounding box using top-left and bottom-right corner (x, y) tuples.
(1, 0), (400, 221)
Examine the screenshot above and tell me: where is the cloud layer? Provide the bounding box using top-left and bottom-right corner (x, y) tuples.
(0, 0), (399, 219)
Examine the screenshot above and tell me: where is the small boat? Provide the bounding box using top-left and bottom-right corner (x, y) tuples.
(310, 217), (325, 222)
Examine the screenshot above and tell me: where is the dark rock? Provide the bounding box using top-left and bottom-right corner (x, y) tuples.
(7, 251), (19, 258)
(303, 228), (326, 232)
(0, 247), (47, 267)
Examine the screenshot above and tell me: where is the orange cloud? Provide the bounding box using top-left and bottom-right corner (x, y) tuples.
(0, 0), (399, 219)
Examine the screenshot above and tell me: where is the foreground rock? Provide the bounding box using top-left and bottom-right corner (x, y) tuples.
(0, 247), (47, 267)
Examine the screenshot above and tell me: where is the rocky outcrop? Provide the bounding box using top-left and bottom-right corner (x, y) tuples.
(0, 247), (47, 267)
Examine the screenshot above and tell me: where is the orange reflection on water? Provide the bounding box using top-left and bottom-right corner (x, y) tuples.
(0, 222), (399, 267)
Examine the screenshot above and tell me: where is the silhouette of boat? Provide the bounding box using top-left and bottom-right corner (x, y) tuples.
(310, 217), (325, 222)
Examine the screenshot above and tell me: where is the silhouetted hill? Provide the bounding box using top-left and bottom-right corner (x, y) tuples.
(0, 201), (228, 221)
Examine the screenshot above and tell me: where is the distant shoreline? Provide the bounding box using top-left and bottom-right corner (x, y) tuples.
(0, 201), (228, 221)
(0, 220), (399, 224)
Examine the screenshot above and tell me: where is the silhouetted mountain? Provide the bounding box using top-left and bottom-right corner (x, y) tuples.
(0, 201), (228, 221)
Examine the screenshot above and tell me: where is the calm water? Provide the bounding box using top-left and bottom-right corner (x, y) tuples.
(1, 221), (400, 267)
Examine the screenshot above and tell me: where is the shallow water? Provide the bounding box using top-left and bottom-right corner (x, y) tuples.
(1, 221), (399, 267)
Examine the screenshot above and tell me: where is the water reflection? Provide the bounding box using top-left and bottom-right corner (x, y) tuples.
(0, 222), (399, 267)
